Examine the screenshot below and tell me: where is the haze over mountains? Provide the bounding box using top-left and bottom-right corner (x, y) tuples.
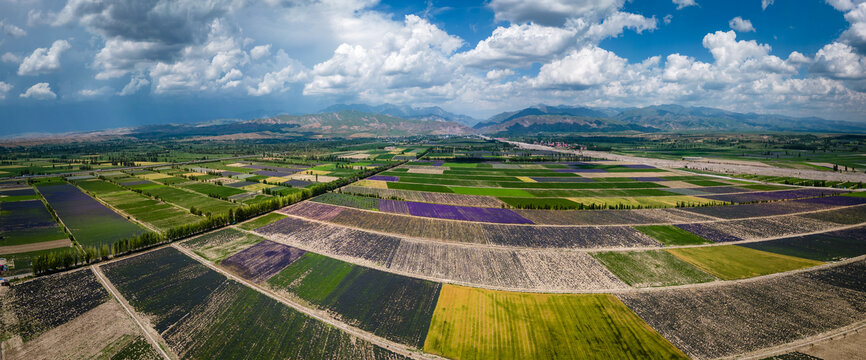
(5, 103), (866, 143)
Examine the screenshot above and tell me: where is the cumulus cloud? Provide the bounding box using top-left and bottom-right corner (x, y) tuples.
(486, 69), (515, 81)
(1, 52), (19, 63)
(0, 82), (12, 100)
(487, 0), (624, 26)
(729, 17), (755, 32)
(839, 2), (866, 54)
(457, 11), (655, 68)
(20, 83), (57, 100)
(79, 87), (112, 97)
(672, 0), (697, 10)
(530, 46), (627, 89)
(304, 15), (462, 98)
(762, 0), (774, 10)
(826, 0), (866, 12)
(17, 40), (71, 75)
(250, 44), (271, 60)
(118, 75), (150, 96)
(1, 20), (27, 37)
(811, 42), (866, 79)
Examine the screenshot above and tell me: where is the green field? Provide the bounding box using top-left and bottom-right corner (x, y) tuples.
(591, 250), (717, 287)
(237, 213), (287, 231)
(498, 197), (581, 209)
(179, 182), (247, 198)
(140, 185), (238, 215)
(87, 182), (202, 231)
(182, 228), (265, 262)
(451, 186), (534, 197)
(424, 285), (688, 360)
(634, 225), (713, 245)
(666, 246), (824, 280)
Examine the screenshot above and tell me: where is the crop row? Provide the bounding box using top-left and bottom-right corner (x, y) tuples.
(618, 259), (866, 359)
(283, 202), (661, 248)
(256, 216), (628, 291)
(681, 195), (866, 219)
(101, 247), (406, 359)
(0, 199), (66, 247)
(37, 183), (145, 247)
(341, 185), (506, 207)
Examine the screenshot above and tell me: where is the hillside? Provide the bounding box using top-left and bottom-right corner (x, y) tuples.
(476, 104), (866, 134)
(320, 103), (478, 126)
(258, 110), (474, 137)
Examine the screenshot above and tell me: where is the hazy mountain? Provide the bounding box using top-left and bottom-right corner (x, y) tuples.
(320, 103), (478, 126)
(476, 104), (866, 134)
(255, 110), (474, 137)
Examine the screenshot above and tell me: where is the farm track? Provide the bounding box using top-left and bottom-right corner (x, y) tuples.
(169, 244), (445, 360)
(242, 219), (866, 293)
(295, 198), (866, 228)
(731, 319), (866, 360)
(90, 265), (174, 360)
(274, 207), (866, 253)
(0, 238), (71, 254)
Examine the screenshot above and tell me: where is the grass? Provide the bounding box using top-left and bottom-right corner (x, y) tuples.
(423, 285), (688, 360)
(634, 225), (713, 245)
(237, 213), (287, 231)
(451, 186), (534, 197)
(591, 250), (717, 287)
(311, 193), (379, 210)
(179, 182), (247, 198)
(665, 245), (824, 280)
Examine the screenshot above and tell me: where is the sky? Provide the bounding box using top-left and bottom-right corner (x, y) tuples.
(1, 0), (866, 135)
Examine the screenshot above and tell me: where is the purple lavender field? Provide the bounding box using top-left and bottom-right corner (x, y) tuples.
(378, 199), (533, 224)
(220, 240), (306, 282)
(368, 175), (399, 182)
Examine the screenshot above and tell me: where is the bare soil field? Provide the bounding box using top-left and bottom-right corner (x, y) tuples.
(617, 260), (866, 359)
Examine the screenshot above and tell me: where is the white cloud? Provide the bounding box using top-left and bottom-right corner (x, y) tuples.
(826, 0), (866, 12)
(529, 46), (627, 89)
(1, 20), (27, 37)
(487, 0), (624, 26)
(17, 40), (71, 75)
(663, 14), (673, 24)
(0, 82), (12, 100)
(672, 0), (697, 10)
(839, 3), (866, 54)
(304, 15), (462, 98)
(456, 24), (577, 68)
(729, 17), (755, 32)
(1, 52), (19, 63)
(762, 0), (774, 10)
(486, 69), (514, 81)
(79, 87), (112, 97)
(20, 83), (57, 100)
(118, 76), (150, 96)
(811, 42), (866, 79)
(250, 44), (271, 60)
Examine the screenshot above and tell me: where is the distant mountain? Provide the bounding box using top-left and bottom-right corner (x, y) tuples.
(255, 110), (474, 137)
(475, 115), (658, 135)
(320, 103), (478, 126)
(475, 104), (866, 134)
(477, 105), (610, 129)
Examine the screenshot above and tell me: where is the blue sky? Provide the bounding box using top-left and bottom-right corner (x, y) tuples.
(1, 0), (865, 135)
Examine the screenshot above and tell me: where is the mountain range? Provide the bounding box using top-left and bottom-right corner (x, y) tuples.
(5, 103), (866, 144)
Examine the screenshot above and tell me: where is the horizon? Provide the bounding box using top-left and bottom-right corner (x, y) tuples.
(2, 0), (866, 135)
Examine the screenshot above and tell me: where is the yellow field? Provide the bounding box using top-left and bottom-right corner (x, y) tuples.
(423, 285), (687, 360)
(352, 179), (388, 189)
(139, 173), (172, 180)
(515, 176), (537, 182)
(264, 176), (291, 183)
(666, 246), (824, 280)
(133, 161), (166, 166)
(567, 195), (724, 208)
(241, 183), (271, 192)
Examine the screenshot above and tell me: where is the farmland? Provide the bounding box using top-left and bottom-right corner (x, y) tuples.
(424, 285), (687, 359)
(101, 247), (407, 359)
(0, 269), (161, 359)
(36, 182), (146, 247)
(4, 135), (866, 360)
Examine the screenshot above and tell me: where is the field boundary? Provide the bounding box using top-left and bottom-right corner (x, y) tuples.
(90, 265), (175, 360)
(274, 210), (866, 254)
(169, 244), (444, 360)
(243, 222), (866, 294)
(728, 319), (866, 360)
(297, 198), (866, 228)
